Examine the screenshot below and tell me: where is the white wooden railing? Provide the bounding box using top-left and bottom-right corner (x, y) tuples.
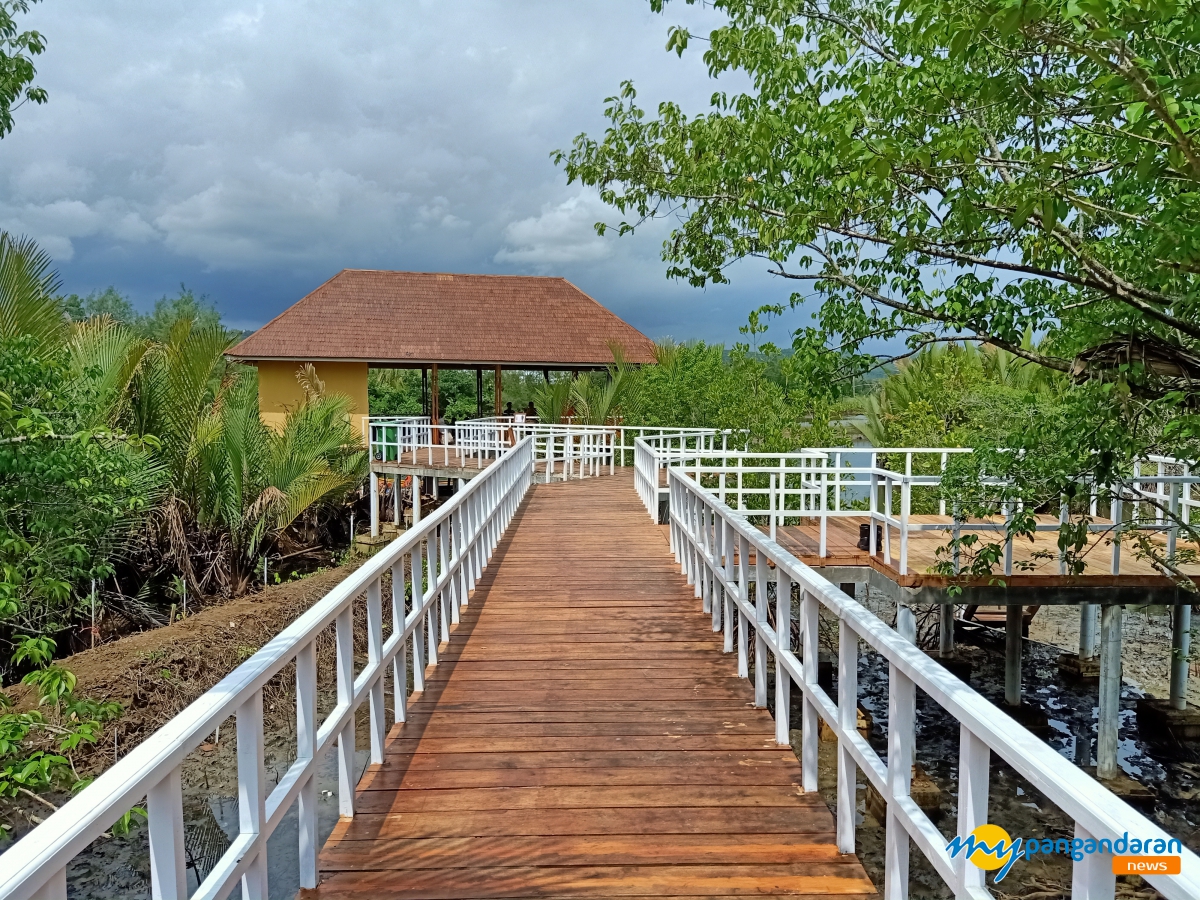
(637, 441), (1200, 576)
(668, 465), (1200, 900)
(0, 439), (534, 900)
(368, 417), (732, 483)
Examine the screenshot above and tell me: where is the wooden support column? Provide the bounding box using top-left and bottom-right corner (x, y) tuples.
(1171, 604), (1192, 710)
(1005, 604), (1022, 707)
(430, 364), (440, 442)
(476, 368), (483, 418)
(494, 365), (502, 415)
(1079, 602), (1098, 658)
(1097, 603), (1123, 779)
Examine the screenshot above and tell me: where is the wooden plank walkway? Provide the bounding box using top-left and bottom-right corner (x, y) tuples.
(311, 472), (876, 899)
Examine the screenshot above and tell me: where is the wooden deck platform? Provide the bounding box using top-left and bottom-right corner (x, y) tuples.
(372, 449), (500, 479)
(310, 473), (875, 899)
(770, 515), (1199, 593)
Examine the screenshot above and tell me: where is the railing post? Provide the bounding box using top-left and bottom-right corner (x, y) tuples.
(335, 607), (356, 821)
(720, 520), (729, 657)
(800, 589), (818, 793)
(369, 470), (380, 538)
(884, 476), (894, 562)
(147, 765), (186, 900)
(940, 451), (948, 517)
(955, 725), (989, 899)
(237, 690), (268, 900)
(29, 870), (66, 900)
(884, 662), (915, 900)
(411, 550), (426, 694)
(1110, 490), (1123, 575)
(296, 640), (319, 889)
(734, 535), (744, 676)
(426, 534), (439, 667)
(836, 619), (858, 854)
(769, 471), (777, 540)
(454, 505), (469, 613)
(869, 472), (879, 555)
(819, 462), (828, 558)
(441, 519), (456, 627)
(1071, 822), (1116, 899)
(1003, 500), (1013, 576)
(366, 578), (385, 765)
(899, 477), (910, 575)
(772, 571), (792, 748)
(700, 504), (712, 614)
(713, 510), (725, 634)
(754, 543), (769, 707)
(730, 532), (745, 655)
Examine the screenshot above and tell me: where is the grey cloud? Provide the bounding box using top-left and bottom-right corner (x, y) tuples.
(1, 0), (789, 341)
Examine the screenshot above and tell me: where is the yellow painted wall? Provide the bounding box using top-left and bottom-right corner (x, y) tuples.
(253, 360), (370, 435)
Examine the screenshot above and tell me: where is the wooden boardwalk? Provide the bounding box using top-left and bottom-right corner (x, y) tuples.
(312, 473), (875, 899)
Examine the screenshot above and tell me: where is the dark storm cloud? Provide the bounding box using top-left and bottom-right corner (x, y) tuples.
(0, 0), (803, 343)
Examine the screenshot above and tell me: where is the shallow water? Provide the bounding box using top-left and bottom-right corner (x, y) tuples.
(64, 737), (370, 899)
(825, 627), (1200, 896)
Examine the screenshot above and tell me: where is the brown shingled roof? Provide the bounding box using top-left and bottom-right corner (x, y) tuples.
(227, 269), (656, 367)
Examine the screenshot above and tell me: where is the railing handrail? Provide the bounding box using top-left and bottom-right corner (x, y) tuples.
(668, 467), (1200, 900)
(0, 438), (536, 900)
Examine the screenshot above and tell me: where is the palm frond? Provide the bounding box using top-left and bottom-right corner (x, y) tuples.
(0, 233), (67, 355)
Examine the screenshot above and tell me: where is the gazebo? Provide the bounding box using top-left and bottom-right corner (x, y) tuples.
(227, 269), (657, 431)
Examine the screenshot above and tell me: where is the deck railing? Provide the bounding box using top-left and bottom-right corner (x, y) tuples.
(367, 417), (733, 482)
(0, 439), (535, 900)
(637, 441), (1200, 576)
(668, 465), (1200, 900)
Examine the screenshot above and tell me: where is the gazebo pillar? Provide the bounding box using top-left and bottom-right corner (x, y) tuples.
(495, 365), (502, 415)
(431, 364), (440, 441)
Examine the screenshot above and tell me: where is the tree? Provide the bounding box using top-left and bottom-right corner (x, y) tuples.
(560, 0), (1199, 413)
(62, 287), (136, 325)
(0, 0), (46, 138)
(559, 0), (1200, 570)
(0, 238), (159, 654)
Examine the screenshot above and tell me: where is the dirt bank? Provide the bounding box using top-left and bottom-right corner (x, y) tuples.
(10, 561), (362, 777)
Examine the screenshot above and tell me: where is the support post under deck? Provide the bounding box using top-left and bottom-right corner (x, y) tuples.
(939, 604), (955, 654)
(1171, 604), (1192, 711)
(1097, 603), (1123, 780)
(1005, 604), (1022, 707)
(1079, 603), (1098, 659)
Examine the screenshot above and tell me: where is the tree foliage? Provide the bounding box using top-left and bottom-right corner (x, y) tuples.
(562, 0), (1200, 384)
(0, 0), (46, 139)
(559, 0), (1200, 573)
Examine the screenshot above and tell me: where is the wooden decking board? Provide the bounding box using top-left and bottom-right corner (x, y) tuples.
(309, 475), (875, 899)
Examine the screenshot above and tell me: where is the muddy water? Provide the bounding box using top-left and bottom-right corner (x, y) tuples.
(798, 625), (1200, 898)
(63, 732), (371, 899)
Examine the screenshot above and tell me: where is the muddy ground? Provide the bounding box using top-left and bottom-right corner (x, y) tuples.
(2, 561), (363, 839)
(1030, 604), (1200, 708)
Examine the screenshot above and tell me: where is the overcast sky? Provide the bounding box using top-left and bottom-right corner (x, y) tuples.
(1, 0), (808, 345)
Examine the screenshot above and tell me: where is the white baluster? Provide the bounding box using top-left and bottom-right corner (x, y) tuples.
(237, 690), (268, 900)
(147, 765), (186, 900)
